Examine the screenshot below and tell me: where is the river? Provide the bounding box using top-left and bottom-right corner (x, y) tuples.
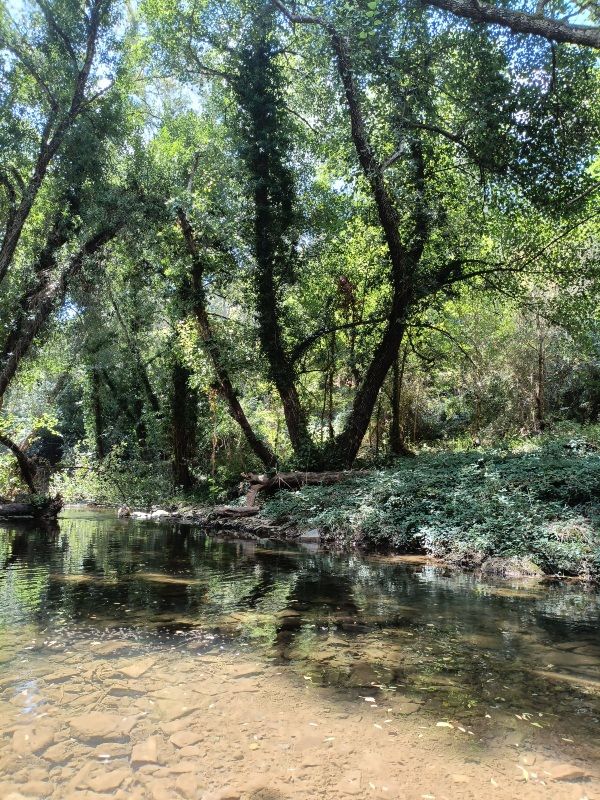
(0, 510), (598, 799)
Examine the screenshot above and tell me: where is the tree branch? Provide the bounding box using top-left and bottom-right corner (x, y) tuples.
(290, 315), (388, 363)
(424, 0), (600, 49)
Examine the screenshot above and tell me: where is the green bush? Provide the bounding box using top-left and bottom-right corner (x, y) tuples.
(50, 444), (176, 507)
(263, 438), (600, 578)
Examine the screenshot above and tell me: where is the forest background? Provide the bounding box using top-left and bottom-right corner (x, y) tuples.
(1, 0), (600, 574)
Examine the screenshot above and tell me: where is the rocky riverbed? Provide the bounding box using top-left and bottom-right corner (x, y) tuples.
(1, 640), (598, 800)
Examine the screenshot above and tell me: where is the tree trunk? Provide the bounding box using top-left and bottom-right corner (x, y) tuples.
(91, 367), (105, 459)
(253, 170), (313, 456)
(0, 433), (37, 493)
(171, 360), (197, 491)
(328, 321), (407, 466)
(243, 470), (350, 507)
(0, 497), (63, 518)
(235, 28), (316, 461)
(177, 209), (277, 469)
(424, 0), (600, 49)
(0, 0), (106, 286)
(0, 225), (120, 404)
(390, 346), (409, 455)
(271, 9), (427, 469)
(533, 312), (546, 433)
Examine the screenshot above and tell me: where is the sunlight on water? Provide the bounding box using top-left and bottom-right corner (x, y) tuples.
(0, 510), (599, 799)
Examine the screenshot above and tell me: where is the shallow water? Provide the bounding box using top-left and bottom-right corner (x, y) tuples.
(1, 510), (599, 799)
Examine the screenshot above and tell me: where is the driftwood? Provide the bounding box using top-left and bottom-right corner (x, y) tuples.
(243, 471), (348, 507)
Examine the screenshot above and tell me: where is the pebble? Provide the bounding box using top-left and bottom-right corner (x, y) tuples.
(131, 736), (160, 766)
(169, 731), (203, 748)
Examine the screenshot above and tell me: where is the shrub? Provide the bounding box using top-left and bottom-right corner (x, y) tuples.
(263, 439), (600, 578)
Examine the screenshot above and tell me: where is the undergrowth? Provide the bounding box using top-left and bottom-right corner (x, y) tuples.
(262, 438), (600, 578)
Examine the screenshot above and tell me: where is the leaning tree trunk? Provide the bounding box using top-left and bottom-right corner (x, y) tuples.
(0, 225), (120, 403)
(0, 226), (120, 494)
(177, 208), (277, 469)
(0, 433), (37, 493)
(0, 0), (106, 287)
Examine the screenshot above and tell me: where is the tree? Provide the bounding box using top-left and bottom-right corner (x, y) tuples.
(140, 0), (599, 470)
(0, 0), (121, 285)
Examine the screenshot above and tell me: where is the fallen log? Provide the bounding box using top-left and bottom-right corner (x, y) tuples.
(243, 470), (350, 507)
(0, 495), (63, 519)
(0, 503), (37, 517)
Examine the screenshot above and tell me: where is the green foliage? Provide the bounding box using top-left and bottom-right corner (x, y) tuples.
(50, 444), (175, 507)
(1, 0), (600, 545)
(263, 431), (600, 578)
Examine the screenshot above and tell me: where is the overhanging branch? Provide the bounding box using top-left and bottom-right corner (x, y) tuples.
(424, 0), (600, 48)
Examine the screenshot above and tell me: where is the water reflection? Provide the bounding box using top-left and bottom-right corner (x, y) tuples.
(1, 511), (599, 764)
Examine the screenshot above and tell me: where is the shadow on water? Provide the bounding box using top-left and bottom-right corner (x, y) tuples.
(1, 509), (600, 760)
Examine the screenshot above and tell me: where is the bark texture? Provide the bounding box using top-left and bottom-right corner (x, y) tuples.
(177, 208), (277, 468)
(424, 0), (600, 49)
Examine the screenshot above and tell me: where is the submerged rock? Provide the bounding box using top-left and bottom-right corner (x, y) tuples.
(118, 657), (155, 679)
(480, 556), (544, 578)
(70, 712), (136, 741)
(12, 726), (56, 755)
(547, 763), (590, 782)
(131, 736), (159, 766)
(169, 731), (203, 749)
(299, 528), (321, 543)
(86, 767), (131, 792)
(175, 773), (202, 799)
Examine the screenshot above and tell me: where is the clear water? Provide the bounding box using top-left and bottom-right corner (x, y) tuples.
(1, 510), (599, 796)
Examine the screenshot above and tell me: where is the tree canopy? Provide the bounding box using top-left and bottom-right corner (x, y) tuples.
(0, 0), (599, 496)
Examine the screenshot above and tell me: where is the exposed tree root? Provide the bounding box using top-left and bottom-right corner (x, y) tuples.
(243, 470), (349, 507)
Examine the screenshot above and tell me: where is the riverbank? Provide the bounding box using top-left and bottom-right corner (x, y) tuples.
(259, 442), (600, 580)
(109, 439), (600, 582)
